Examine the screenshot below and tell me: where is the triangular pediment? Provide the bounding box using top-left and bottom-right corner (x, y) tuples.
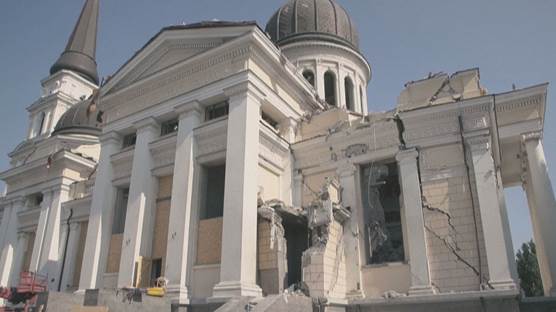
(108, 38), (224, 94)
(100, 23), (260, 99)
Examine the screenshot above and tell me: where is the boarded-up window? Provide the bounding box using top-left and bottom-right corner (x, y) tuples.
(360, 162), (404, 264)
(151, 176), (172, 280)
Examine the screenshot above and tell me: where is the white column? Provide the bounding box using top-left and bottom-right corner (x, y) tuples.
(60, 222), (82, 291)
(315, 60), (326, 101)
(53, 223), (69, 290)
(467, 134), (516, 290)
(29, 190), (53, 272)
(117, 118), (159, 288)
(396, 149), (436, 295)
(212, 82), (264, 298)
(165, 101), (202, 304)
(9, 232), (29, 286)
(337, 163), (364, 298)
(523, 132), (556, 296)
(79, 132), (121, 291)
(0, 199), (23, 287)
(29, 186), (70, 290)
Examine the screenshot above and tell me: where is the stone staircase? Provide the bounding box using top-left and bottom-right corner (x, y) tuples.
(213, 294), (313, 312)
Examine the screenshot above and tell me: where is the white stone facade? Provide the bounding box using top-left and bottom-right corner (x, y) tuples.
(1, 3), (556, 312)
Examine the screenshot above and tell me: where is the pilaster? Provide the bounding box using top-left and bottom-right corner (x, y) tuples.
(0, 198), (24, 287)
(9, 232), (29, 286)
(60, 222), (82, 291)
(164, 101), (202, 304)
(396, 149), (436, 295)
(337, 162), (364, 299)
(292, 173), (304, 208)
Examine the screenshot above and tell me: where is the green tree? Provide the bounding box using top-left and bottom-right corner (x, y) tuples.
(516, 240), (544, 297)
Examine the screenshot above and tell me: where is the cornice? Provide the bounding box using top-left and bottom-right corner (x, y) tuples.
(396, 148), (419, 163)
(522, 131), (542, 143)
(175, 100), (203, 119)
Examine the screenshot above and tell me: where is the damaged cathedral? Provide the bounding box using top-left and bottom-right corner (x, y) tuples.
(1, 0), (555, 311)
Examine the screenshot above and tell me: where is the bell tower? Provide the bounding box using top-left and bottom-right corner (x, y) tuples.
(25, 0), (100, 142)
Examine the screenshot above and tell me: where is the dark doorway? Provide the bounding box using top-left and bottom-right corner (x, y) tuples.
(282, 214), (309, 287)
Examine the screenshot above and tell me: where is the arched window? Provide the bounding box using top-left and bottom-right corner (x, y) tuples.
(345, 77), (355, 111)
(302, 70), (315, 87)
(360, 86), (365, 113)
(324, 71), (337, 106)
(37, 112), (46, 135)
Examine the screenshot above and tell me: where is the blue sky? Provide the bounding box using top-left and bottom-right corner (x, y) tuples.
(1, 0), (555, 253)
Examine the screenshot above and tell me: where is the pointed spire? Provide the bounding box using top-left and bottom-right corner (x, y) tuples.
(50, 0), (100, 84)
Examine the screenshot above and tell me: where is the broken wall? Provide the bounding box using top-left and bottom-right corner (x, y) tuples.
(303, 218), (347, 299)
(259, 164), (281, 202)
(257, 212), (287, 295)
(419, 144), (489, 292)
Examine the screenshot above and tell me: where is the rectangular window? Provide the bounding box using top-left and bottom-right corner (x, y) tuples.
(205, 101), (229, 121)
(200, 164), (226, 220)
(112, 187), (129, 234)
(360, 162), (404, 264)
(160, 119), (179, 136)
(150, 258), (162, 286)
(261, 112), (278, 130)
(27, 193), (43, 209)
(122, 133), (137, 148)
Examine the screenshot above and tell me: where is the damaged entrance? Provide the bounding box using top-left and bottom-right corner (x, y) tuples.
(360, 162), (405, 264)
(256, 200), (308, 295)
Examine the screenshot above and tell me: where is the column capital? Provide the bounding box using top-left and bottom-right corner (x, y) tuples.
(465, 134), (491, 153)
(40, 189), (53, 200)
(337, 163), (358, 178)
(396, 148), (419, 163)
(43, 184), (71, 195)
(69, 222), (81, 232)
(522, 131), (542, 143)
(133, 117), (159, 132)
(175, 100), (203, 120)
(99, 131), (121, 145)
(278, 117), (297, 132)
(17, 232), (28, 240)
(224, 81), (266, 103)
(7, 196), (25, 208)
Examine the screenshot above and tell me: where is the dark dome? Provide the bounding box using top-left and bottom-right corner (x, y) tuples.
(265, 0), (359, 50)
(52, 97), (101, 136)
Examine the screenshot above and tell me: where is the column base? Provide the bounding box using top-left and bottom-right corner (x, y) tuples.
(211, 281), (262, 299)
(549, 286), (556, 297)
(408, 285), (437, 296)
(166, 284), (190, 304)
(486, 279), (518, 291)
(345, 289), (364, 300)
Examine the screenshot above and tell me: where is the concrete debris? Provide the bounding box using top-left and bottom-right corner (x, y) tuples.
(382, 290), (407, 299)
